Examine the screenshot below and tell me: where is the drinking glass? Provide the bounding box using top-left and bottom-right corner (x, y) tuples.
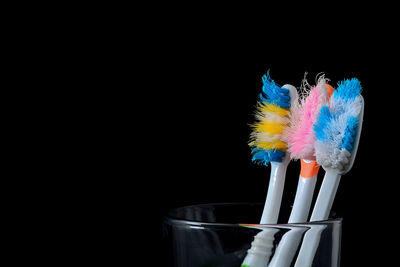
(163, 203), (342, 267)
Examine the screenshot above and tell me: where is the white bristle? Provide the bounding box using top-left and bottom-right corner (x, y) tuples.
(315, 95), (363, 170)
(255, 111), (290, 125)
(251, 132), (282, 143)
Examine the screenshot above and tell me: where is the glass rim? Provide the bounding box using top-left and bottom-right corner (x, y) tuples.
(164, 202), (343, 228)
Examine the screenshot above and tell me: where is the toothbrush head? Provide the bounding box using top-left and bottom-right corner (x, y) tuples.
(284, 77), (331, 161)
(313, 78), (364, 174)
(249, 71), (298, 165)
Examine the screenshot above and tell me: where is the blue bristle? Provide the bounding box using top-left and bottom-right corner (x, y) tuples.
(251, 149), (267, 163)
(260, 71), (291, 109)
(314, 106), (332, 141)
(251, 148), (285, 165)
(341, 116), (359, 152)
(334, 78), (362, 101)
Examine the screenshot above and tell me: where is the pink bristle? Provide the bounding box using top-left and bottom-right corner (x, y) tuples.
(284, 80), (329, 160)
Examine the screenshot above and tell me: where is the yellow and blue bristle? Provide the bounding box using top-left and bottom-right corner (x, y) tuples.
(249, 72), (291, 165)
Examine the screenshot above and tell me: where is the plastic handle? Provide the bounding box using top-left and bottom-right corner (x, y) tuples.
(268, 227), (307, 267)
(260, 159), (289, 224)
(310, 170), (341, 221)
(242, 156), (289, 267)
(268, 160), (319, 267)
(293, 224), (327, 267)
(288, 173), (317, 223)
(293, 170), (341, 267)
(241, 228), (278, 267)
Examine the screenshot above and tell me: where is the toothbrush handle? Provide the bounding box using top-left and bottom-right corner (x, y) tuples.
(260, 161), (288, 224)
(293, 224), (327, 267)
(294, 170), (342, 267)
(310, 170), (341, 221)
(241, 228), (278, 267)
(268, 227), (306, 267)
(241, 161), (288, 267)
(288, 174), (317, 223)
(268, 163), (319, 267)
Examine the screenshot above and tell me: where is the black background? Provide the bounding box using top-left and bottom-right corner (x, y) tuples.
(11, 7), (400, 267)
(139, 25), (399, 266)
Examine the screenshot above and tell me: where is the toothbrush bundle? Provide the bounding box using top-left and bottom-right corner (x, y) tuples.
(242, 71), (364, 267)
(265, 77), (334, 267)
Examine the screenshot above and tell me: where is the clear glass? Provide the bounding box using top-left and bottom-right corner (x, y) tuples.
(163, 203), (342, 267)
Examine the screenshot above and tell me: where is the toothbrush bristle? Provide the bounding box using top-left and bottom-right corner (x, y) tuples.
(284, 79), (329, 160)
(260, 72), (291, 109)
(314, 78), (363, 171)
(313, 106), (332, 142)
(251, 148), (286, 164)
(249, 72), (292, 165)
(333, 78), (362, 101)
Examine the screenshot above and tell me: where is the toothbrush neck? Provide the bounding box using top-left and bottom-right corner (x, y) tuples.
(300, 159), (320, 179)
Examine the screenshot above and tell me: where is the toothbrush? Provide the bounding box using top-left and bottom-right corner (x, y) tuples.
(242, 71), (298, 267)
(294, 78), (364, 267)
(248, 71), (298, 224)
(284, 75), (334, 223)
(268, 77), (334, 267)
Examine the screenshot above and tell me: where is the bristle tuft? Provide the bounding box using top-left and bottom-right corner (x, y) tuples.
(249, 71), (293, 165)
(341, 116), (359, 152)
(283, 77), (330, 160)
(313, 106), (332, 142)
(260, 71), (291, 109)
(251, 149), (286, 166)
(334, 78), (362, 101)
(314, 78), (363, 170)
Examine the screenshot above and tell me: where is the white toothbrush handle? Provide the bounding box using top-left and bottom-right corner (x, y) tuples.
(293, 224), (327, 267)
(289, 174), (317, 223)
(310, 170), (341, 221)
(260, 161), (289, 224)
(294, 170), (341, 267)
(241, 228), (278, 267)
(268, 227), (306, 267)
(268, 173), (317, 267)
(241, 159), (289, 267)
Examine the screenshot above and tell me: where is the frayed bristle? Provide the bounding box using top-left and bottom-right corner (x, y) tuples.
(341, 116), (359, 151)
(260, 71), (291, 109)
(313, 106), (332, 142)
(314, 144), (351, 172)
(314, 78), (363, 171)
(334, 78), (362, 101)
(251, 149), (286, 165)
(249, 71), (294, 165)
(283, 77), (330, 160)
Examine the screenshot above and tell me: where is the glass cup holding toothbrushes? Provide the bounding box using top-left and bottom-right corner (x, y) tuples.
(163, 203), (342, 267)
